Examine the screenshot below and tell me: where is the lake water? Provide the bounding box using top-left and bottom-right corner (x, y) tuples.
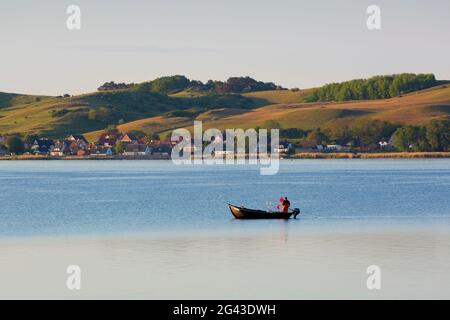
(1, 159), (450, 237)
(0, 160), (450, 299)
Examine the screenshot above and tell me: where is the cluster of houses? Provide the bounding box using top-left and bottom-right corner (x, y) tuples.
(0, 133), (174, 158)
(0, 131), (395, 158)
(294, 139), (394, 153)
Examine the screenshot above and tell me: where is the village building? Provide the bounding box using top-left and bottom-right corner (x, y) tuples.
(379, 138), (394, 150)
(120, 133), (139, 144)
(379, 140), (389, 148)
(31, 139), (54, 155)
(214, 150), (234, 157)
(76, 149), (88, 157)
(326, 144), (343, 151)
(89, 146), (113, 157)
(50, 140), (72, 156)
(295, 140), (321, 152)
(150, 142), (172, 157)
(274, 142), (292, 154)
(123, 144), (152, 156)
(97, 133), (118, 147)
(68, 139), (87, 154)
(67, 134), (88, 144)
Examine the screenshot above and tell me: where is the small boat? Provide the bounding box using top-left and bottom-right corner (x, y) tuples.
(229, 204), (300, 220)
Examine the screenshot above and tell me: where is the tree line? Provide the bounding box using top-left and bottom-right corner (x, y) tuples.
(307, 73), (437, 102)
(99, 76), (284, 95)
(310, 120), (449, 152)
(265, 119), (450, 152)
(2, 120), (449, 155)
(0, 134), (39, 154)
(391, 120), (450, 152)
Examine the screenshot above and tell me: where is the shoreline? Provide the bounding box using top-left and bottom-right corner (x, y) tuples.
(1, 152), (450, 160)
(292, 152), (450, 159)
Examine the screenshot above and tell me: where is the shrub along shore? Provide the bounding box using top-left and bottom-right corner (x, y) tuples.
(1, 152), (450, 160)
(292, 152), (450, 159)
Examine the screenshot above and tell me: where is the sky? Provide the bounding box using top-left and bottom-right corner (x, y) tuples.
(1, 0), (449, 95)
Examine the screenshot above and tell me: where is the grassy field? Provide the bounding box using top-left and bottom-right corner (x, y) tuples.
(243, 88), (316, 104)
(1, 83), (449, 142)
(94, 84), (450, 141)
(0, 92), (50, 109)
(0, 89), (263, 138)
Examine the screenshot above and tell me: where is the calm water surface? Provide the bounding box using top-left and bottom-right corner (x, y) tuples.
(0, 159), (449, 237)
(1, 160), (450, 299)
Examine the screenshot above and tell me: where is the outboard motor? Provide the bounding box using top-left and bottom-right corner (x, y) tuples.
(293, 208), (301, 219)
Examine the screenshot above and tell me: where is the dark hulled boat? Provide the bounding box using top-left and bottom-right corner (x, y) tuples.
(229, 204), (300, 220)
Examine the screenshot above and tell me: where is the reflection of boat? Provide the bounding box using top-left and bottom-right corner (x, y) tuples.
(229, 204), (300, 220)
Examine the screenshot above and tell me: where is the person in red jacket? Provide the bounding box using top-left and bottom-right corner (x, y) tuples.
(282, 197), (291, 213)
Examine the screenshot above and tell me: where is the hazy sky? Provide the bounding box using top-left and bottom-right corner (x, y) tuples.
(1, 0), (449, 95)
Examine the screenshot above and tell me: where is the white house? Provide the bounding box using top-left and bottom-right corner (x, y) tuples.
(326, 145), (343, 151)
(274, 143), (292, 153)
(123, 144), (152, 156)
(90, 147), (113, 157)
(379, 139), (394, 149)
(214, 150), (235, 157)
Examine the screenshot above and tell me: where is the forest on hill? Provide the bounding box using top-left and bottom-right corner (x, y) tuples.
(1, 74), (449, 145)
(98, 76), (284, 95)
(307, 73), (438, 102)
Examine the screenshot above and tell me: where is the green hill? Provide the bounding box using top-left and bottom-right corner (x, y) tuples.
(243, 88), (316, 104)
(0, 89), (265, 138)
(1, 74), (449, 141)
(84, 84), (450, 142)
(0, 75), (288, 138)
(0, 92), (49, 109)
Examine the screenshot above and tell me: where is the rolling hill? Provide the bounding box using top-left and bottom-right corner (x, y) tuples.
(0, 89), (265, 138)
(84, 84), (450, 141)
(0, 92), (49, 109)
(1, 75), (449, 142)
(242, 88), (316, 104)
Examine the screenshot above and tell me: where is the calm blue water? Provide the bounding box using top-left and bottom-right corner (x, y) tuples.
(0, 159), (450, 237)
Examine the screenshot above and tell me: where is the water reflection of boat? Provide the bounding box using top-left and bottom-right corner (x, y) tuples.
(229, 204), (300, 220)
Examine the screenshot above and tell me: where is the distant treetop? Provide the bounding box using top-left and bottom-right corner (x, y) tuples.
(212, 77), (283, 94)
(99, 76), (285, 95)
(306, 73), (437, 102)
(98, 81), (133, 91)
